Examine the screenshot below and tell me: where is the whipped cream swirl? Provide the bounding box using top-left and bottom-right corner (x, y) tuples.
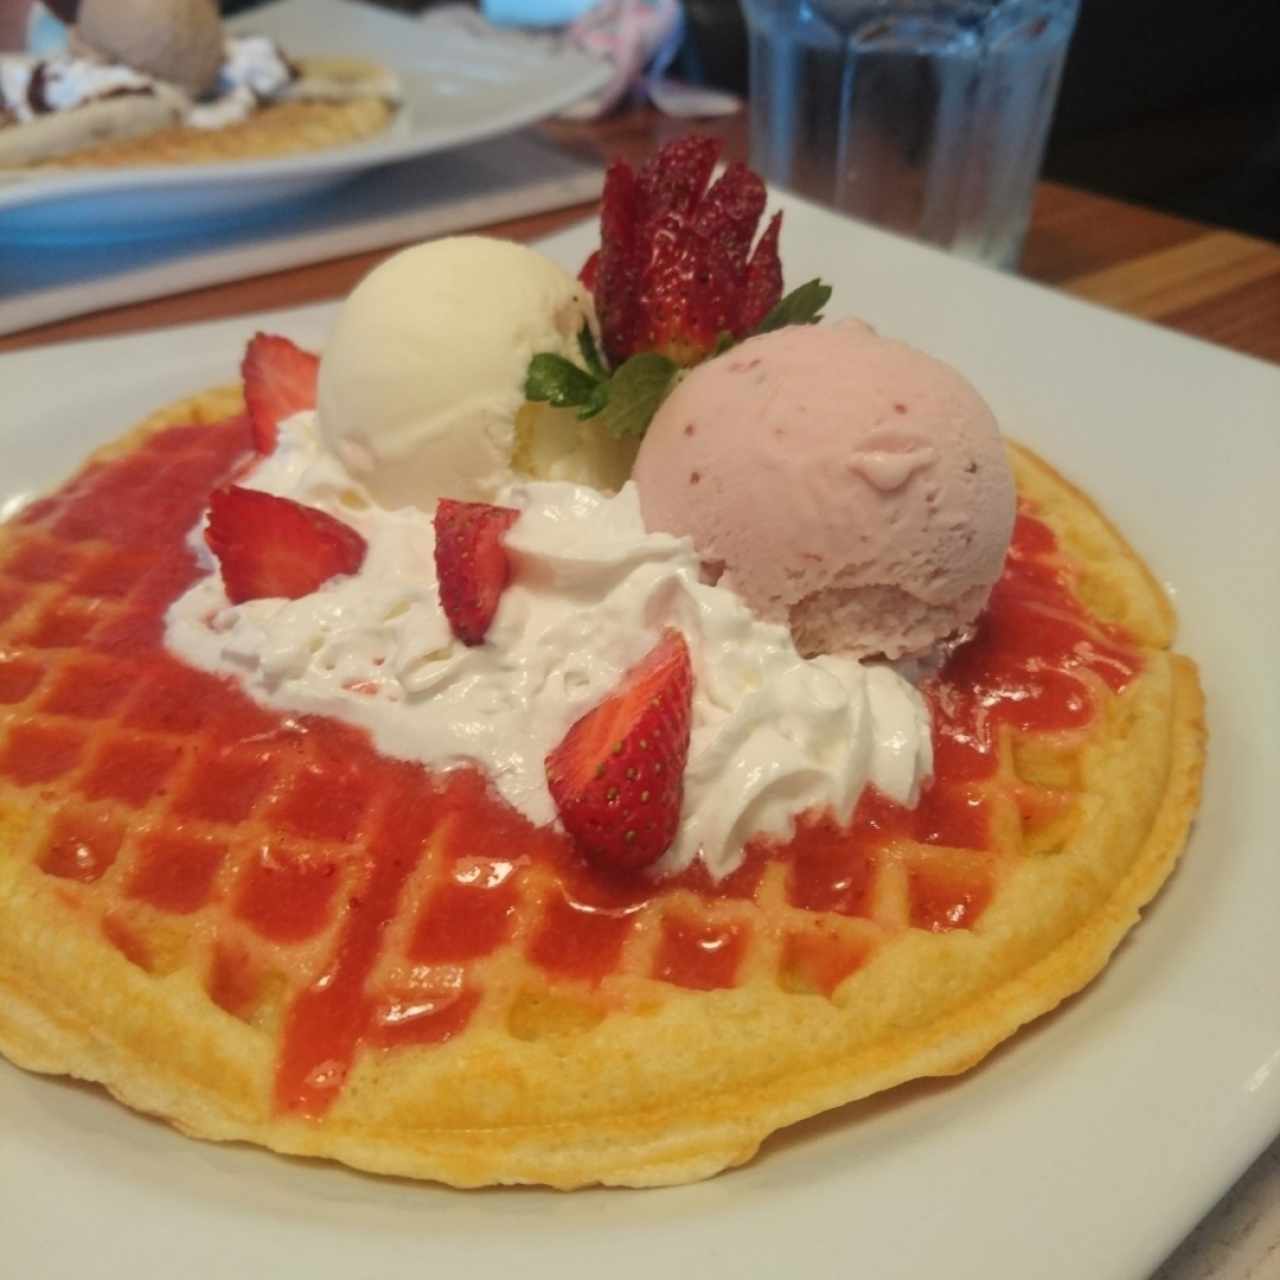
(166, 415), (933, 880)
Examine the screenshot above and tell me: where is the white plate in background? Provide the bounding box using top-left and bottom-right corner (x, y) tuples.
(0, 131), (604, 334)
(0, 0), (610, 237)
(2, 193), (1279, 1280)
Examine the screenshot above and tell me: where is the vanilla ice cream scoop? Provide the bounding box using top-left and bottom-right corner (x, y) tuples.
(318, 237), (596, 511)
(77, 0), (224, 98)
(632, 320), (1017, 661)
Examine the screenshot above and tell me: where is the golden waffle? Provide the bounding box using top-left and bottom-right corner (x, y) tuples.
(0, 388), (1204, 1188)
(20, 96), (395, 169)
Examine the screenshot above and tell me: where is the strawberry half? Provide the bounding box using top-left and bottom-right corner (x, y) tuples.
(433, 498), (520, 646)
(205, 485), (367, 604)
(241, 332), (320, 455)
(545, 629), (693, 872)
(586, 137), (784, 368)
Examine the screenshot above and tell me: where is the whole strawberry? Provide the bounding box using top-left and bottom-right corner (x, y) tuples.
(583, 137), (783, 368)
(545, 629), (693, 872)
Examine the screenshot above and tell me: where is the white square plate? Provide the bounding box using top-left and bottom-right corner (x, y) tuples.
(0, 0), (610, 237)
(3, 194), (1279, 1279)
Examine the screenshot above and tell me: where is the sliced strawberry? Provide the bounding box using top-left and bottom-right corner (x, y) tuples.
(592, 158), (644, 367)
(241, 332), (320, 455)
(586, 137), (784, 368)
(545, 629), (693, 872)
(637, 135), (719, 229)
(205, 485), (366, 604)
(695, 163), (770, 272)
(740, 211), (783, 333)
(433, 498), (520, 646)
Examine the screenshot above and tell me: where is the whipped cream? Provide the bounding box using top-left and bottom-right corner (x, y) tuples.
(220, 35), (293, 99)
(2, 36), (370, 135)
(0, 55), (155, 124)
(184, 84), (255, 130)
(186, 36), (293, 130)
(165, 414), (933, 881)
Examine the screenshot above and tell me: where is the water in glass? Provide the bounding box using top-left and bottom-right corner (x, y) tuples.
(742, 0), (1079, 267)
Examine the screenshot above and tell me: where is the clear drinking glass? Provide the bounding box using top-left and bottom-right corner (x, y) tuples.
(740, 0), (1080, 268)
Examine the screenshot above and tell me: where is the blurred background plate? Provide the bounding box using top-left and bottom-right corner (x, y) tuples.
(0, 131), (605, 333)
(0, 0), (611, 237)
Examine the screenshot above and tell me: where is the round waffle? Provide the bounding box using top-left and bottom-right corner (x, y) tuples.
(7, 59), (397, 171)
(0, 387), (1205, 1188)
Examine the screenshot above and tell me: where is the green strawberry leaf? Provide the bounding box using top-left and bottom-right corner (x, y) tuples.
(524, 331), (676, 441)
(577, 379), (611, 421)
(754, 279), (833, 334)
(524, 353), (600, 408)
(599, 353), (679, 440)
(578, 324), (609, 380)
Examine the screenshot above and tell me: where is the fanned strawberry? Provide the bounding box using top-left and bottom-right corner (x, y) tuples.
(587, 137), (784, 367)
(241, 332), (320, 455)
(206, 485), (367, 604)
(433, 498), (520, 646)
(545, 629), (693, 872)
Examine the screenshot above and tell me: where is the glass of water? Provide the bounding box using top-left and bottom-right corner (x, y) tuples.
(740, 0), (1080, 268)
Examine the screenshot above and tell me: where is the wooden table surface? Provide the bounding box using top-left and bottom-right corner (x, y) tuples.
(2, 108), (1279, 363)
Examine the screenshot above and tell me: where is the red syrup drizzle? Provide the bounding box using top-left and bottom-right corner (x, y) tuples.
(12, 420), (1144, 1117)
(652, 914), (748, 990)
(752, 509), (1144, 933)
(927, 512), (1142, 782)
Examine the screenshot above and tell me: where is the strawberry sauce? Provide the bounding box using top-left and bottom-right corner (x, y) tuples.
(5, 419), (1144, 1118)
(929, 512), (1142, 782)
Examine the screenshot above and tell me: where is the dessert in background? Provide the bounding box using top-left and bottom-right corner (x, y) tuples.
(0, 0), (400, 169)
(0, 136), (1204, 1191)
(632, 319), (1017, 661)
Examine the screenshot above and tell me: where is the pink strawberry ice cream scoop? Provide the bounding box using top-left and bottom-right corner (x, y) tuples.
(631, 319), (1016, 661)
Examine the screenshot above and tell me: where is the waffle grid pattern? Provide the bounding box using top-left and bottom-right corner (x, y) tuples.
(0, 409), (1134, 1119)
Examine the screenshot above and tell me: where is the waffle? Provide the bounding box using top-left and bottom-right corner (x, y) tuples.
(19, 97), (394, 169)
(0, 387), (1205, 1188)
(5, 58), (398, 171)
